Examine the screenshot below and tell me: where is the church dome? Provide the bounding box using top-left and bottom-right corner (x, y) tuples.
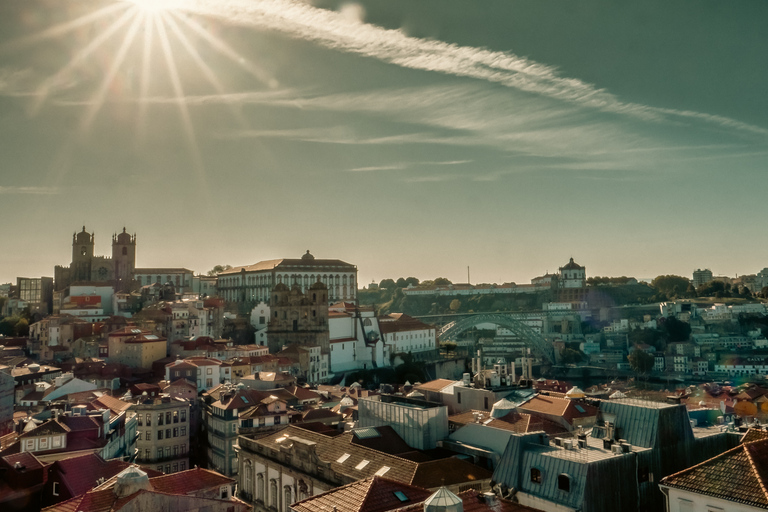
(301, 250), (315, 261)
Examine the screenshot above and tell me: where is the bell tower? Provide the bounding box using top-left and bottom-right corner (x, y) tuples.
(112, 227), (136, 292)
(71, 226), (94, 283)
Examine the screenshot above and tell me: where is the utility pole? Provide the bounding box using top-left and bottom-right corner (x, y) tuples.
(467, 266), (470, 284)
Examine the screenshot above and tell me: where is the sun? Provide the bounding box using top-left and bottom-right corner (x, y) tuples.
(126, 0), (185, 13)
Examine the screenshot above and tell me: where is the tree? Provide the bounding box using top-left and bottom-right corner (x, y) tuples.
(628, 349), (655, 374)
(449, 299), (461, 311)
(396, 278), (407, 288)
(207, 264), (232, 276)
(662, 316), (691, 342)
(14, 318), (29, 337)
(404, 277), (420, 287)
(433, 277), (452, 286)
(651, 275), (691, 299)
(379, 279), (396, 289)
(560, 348), (583, 365)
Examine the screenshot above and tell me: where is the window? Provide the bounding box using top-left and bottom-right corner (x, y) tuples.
(158, 430), (163, 440)
(174, 445), (179, 456)
(173, 411), (179, 423)
(166, 447), (171, 458)
(146, 413), (152, 425)
(138, 415), (143, 426)
(166, 429), (171, 439)
(207, 368), (212, 375)
(270, 479), (278, 509)
(157, 448), (164, 459)
(173, 428), (178, 437)
(180, 462), (186, 471)
(137, 431), (143, 441)
(146, 431), (151, 441)
(53, 482), (59, 496)
(181, 410), (187, 422)
(457, 392), (461, 404)
(638, 466), (650, 483)
(158, 413), (164, 426)
(181, 427), (186, 436)
(172, 463), (178, 473)
(274, 416), (281, 425)
(531, 468), (542, 484)
(558, 474), (570, 492)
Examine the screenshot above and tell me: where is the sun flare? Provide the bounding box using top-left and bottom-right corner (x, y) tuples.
(126, 0), (184, 13)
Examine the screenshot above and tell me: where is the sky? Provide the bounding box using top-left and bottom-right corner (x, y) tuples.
(1, 0), (767, 287)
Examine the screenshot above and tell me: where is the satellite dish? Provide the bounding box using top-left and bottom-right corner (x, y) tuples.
(719, 401), (726, 414)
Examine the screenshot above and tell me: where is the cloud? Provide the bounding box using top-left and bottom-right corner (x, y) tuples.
(0, 186), (59, 195)
(347, 164), (404, 172)
(183, 0), (768, 139)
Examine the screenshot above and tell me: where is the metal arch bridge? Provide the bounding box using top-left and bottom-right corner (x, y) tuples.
(438, 313), (555, 364)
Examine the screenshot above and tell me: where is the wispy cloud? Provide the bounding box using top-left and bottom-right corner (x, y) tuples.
(0, 186), (59, 195)
(183, 0), (768, 138)
(348, 164), (404, 172)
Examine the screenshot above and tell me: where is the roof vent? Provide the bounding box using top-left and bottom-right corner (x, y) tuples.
(611, 444), (624, 455)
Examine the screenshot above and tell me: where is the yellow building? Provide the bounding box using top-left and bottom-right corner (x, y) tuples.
(107, 327), (166, 370)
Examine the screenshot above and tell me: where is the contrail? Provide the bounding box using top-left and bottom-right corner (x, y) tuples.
(179, 0), (768, 138)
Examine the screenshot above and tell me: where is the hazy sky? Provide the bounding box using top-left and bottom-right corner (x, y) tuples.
(1, 0), (767, 287)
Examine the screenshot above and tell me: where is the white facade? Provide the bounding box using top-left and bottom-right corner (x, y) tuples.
(662, 485), (763, 512)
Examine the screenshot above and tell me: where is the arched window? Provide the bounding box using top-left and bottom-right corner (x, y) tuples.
(284, 485), (292, 512)
(122, 246), (127, 255)
(558, 474), (570, 492)
(243, 463), (253, 496)
(257, 473), (264, 501)
(270, 479), (278, 509)
(531, 467), (542, 484)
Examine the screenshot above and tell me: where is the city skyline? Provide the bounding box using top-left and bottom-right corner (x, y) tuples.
(1, 0), (767, 287)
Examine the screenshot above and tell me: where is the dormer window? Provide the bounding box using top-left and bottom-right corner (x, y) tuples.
(558, 474), (570, 492)
(531, 467), (542, 484)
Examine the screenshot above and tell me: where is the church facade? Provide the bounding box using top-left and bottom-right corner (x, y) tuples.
(54, 227), (137, 292)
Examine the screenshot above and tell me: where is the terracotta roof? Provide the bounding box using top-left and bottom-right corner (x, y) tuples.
(742, 428), (768, 444)
(394, 489), (543, 512)
(149, 467), (235, 495)
(51, 453), (134, 498)
(292, 476), (432, 512)
(449, 410), (570, 436)
(415, 379), (456, 393)
(661, 437), (768, 507)
(2, 450), (45, 472)
(517, 395), (598, 424)
(410, 458), (492, 489)
(20, 418), (70, 438)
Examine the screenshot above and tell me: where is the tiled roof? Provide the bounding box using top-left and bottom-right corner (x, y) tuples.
(52, 453), (134, 498)
(661, 437), (768, 507)
(517, 395), (598, 423)
(2, 451), (45, 472)
(61, 415), (101, 432)
(149, 467), (234, 495)
(449, 410), (569, 436)
(292, 476), (433, 512)
(410, 458), (492, 489)
(20, 419), (70, 438)
(742, 428), (768, 444)
(415, 379), (456, 393)
(394, 489), (543, 512)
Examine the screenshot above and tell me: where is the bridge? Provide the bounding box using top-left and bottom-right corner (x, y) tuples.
(434, 312), (556, 364)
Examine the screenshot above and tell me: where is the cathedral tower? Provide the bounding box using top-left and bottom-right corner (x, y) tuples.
(112, 227), (136, 292)
(71, 226), (94, 283)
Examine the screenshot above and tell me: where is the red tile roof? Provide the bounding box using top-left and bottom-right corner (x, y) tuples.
(661, 437), (768, 507)
(52, 453), (134, 499)
(149, 467), (234, 495)
(292, 476), (433, 512)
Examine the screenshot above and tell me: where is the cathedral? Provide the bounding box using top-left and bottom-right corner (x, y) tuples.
(54, 226), (136, 292)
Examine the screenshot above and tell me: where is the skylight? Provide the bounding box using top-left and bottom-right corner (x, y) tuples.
(355, 460), (370, 470)
(575, 405), (586, 413)
(374, 466), (390, 476)
(394, 491), (408, 502)
(242, 397), (249, 404)
(337, 453), (351, 463)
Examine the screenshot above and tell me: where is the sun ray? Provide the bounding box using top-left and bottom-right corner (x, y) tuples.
(31, 7), (137, 115)
(163, 12), (250, 129)
(134, 10), (156, 150)
(153, 12), (211, 200)
(0, 3), (127, 51)
(79, 10), (146, 134)
(170, 11), (276, 88)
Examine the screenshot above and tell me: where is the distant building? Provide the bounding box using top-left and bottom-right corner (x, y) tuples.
(217, 251), (357, 309)
(357, 395), (449, 450)
(692, 268), (713, 288)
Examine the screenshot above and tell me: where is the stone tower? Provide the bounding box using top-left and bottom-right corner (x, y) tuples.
(112, 227), (136, 292)
(71, 226), (95, 283)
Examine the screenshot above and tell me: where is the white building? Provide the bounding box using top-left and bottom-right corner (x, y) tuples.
(558, 258), (586, 288)
(217, 251), (357, 306)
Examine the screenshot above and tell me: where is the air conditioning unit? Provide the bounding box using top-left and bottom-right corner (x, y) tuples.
(554, 438), (564, 447)
(578, 439), (587, 449)
(611, 444), (624, 455)
(564, 439), (575, 450)
(621, 443), (631, 453)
